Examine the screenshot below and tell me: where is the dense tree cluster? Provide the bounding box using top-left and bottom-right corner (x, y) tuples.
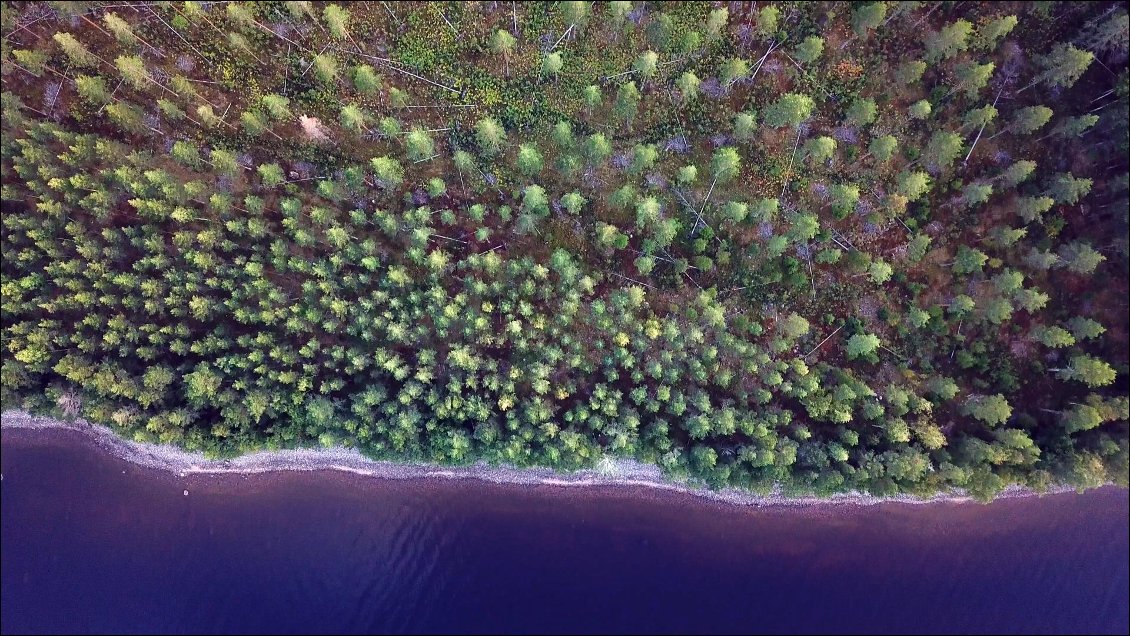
(1, 1), (1127, 499)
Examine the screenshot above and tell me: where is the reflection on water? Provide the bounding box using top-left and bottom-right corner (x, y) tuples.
(2, 429), (1128, 634)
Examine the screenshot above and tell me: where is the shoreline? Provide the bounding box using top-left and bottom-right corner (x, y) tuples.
(1, 410), (1081, 507)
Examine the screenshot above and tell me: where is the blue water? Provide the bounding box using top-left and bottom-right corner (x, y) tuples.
(2, 429), (1128, 634)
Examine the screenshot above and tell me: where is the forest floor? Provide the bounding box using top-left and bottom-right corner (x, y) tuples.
(1, 409), (1080, 508)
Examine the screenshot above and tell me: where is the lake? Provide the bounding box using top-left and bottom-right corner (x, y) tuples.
(2, 428), (1127, 634)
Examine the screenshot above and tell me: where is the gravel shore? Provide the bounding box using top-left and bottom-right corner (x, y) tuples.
(2, 410), (1074, 507)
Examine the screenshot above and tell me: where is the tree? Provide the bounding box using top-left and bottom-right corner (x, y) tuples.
(676, 71), (701, 102)
(898, 171), (931, 201)
(261, 94), (292, 121)
(804, 137), (837, 164)
(115, 55), (153, 91)
(869, 259), (893, 284)
(53, 32), (98, 68)
(973, 15), (1018, 50)
(583, 133), (612, 165)
(846, 333), (881, 360)
(352, 65), (380, 94)
(1016, 196), (1054, 222)
(1054, 355), (1117, 388)
(954, 61), (995, 98)
(1067, 316), (1106, 341)
(628, 144), (659, 174)
(758, 6), (780, 36)
(763, 93), (815, 128)
(965, 394), (1012, 426)
(1032, 43), (1094, 90)
(961, 182), (993, 209)
(313, 53), (339, 84)
(963, 105), (998, 130)
(706, 7), (728, 39)
(909, 100), (932, 119)
(542, 52), (563, 78)
(75, 75), (111, 105)
(845, 98), (877, 127)
(371, 156), (404, 189)
(522, 184), (549, 216)
(794, 36), (824, 64)
(1033, 325), (1075, 348)
(405, 128), (436, 162)
(476, 118), (507, 157)
(711, 147), (741, 183)
(953, 246), (988, 274)
(925, 19), (972, 61)
(1058, 241), (1105, 274)
(733, 112), (758, 142)
(1000, 160), (1036, 187)
(923, 131), (964, 171)
(1011, 106), (1054, 135)
(869, 135), (898, 163)
(323, 4), (351, 40)
(896, 60), (927, 85)
(614, 81), (641, 125)
(720, 58), (750, 86)
(1045, 173), (1092, 205)
(336, 108), (370, 139)
(634, 50), (659, 80)
(103, 12), (138, 46)
(517, 144), (543, 177)
(829, 183), (859, 218)
(852, 3), (887, 36)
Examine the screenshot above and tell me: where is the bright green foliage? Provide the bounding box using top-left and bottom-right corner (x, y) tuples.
(794, 36), (824, 64)
(53, 32), (98, 68)
(758, 6), (780, 36)
(352, 65), (381, 94)
(898, 171), (931, 201)
(1, 3), (1126, 502)
(542, 52), (564, 77)
(973, 15), (1018, 50)
(965, 394), (1012, 426)
(313, 53), (339, 83)
(405, 129), (436, 162)
(517, 144), (544, 176)
(852, 3), (887, 36)
(1056, 355), (1118, 388)
(869, 135), (898, 163)
(953, 245), (989, 274)
(711, 147), (741, 182)
(1000, 160), (1037, 187)
(634, 50), (659, 79)
(476, 118), (507, 157)
(925, 19), (973, 61)
(1011, 106), (1054, 134)
(1058, 241), (1105, 274)
(720, 58), (751, 85)
(923, 131), (964, 171)
(909, 100), (932, 119)
(803, 137), (837, 164)
(845, 98), (878, 127)
(763, 93), (815, 128)
(846, 333), (881, 360)
(1036, 44), (1094, 89)
(323, 4), (350, 39)
(339, 104), (366, 133)
(677, 72), (701, 101)
(1034, 325), (1076, 348)
(954, 61), (995, 97)
(896, 60), (927, 85)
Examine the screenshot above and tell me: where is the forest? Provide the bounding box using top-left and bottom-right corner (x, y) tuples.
(1, 1), (1127, 500)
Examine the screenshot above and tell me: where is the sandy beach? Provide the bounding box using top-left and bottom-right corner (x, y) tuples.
(1, 409), (1079, 507)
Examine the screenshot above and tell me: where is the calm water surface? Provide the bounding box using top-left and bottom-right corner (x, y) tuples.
(2, 429), (1127, 634)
